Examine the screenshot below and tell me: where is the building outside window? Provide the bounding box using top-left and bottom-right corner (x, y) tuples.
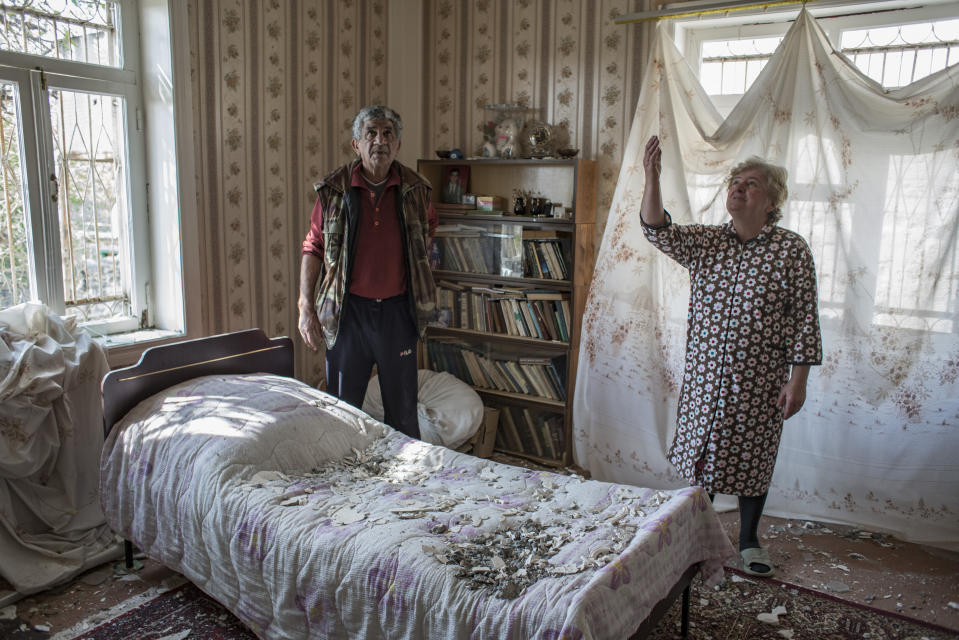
(0, 0), (149, 336)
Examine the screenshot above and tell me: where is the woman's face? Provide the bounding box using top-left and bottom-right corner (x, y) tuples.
(726, 168), (775, 222)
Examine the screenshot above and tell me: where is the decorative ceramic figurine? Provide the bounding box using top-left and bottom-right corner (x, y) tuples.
(495, 118), (520, 158)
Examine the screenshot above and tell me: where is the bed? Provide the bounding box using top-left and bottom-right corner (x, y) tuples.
(99, 329), (734, 639)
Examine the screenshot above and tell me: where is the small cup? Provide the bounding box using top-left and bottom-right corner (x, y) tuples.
(513, 196), (527, 215)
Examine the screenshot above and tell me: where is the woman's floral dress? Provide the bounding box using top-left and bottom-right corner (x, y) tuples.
(643, 214), (822, 496)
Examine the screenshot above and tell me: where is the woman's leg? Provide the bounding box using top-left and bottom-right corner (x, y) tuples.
(739, 493), (771, 573)
(738, 493), (768, 549)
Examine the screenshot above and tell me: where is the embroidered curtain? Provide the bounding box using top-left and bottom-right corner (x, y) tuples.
(574, 10), (959, 549)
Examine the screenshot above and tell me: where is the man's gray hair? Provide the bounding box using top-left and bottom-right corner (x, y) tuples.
(352, 105), (403, 141)
(727, 156), (789, 224)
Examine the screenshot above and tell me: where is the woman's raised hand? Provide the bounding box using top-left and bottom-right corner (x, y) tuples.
(644, 135), (662, 178)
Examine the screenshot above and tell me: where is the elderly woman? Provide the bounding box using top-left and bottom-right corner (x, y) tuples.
(639, 135), (822, 577)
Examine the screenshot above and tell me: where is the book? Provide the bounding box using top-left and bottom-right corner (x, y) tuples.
(524, 290), (565, 301)
(518, 360), (550, 399)
(437, 279), (466, 290)
(521, 408), (545, 457)
(505, 407), (534, 454)
(497, 408), (523, 453)
(531, 301), (556, 341)
(522, 228), (561, 239)
(519, 300), (541, 339)
(482, 354), (512, 392)
(527, 409), (557, 459)
(504, 361), (532, 395)
(545, 414), (565, 458)
(495, 359), (523, 393)
(558, 300), (571, 341)
(541, 242), (562, 280)
(521, 409), (545, 457)
(524, 242), (543, 278)
(508, 298), (531, 337)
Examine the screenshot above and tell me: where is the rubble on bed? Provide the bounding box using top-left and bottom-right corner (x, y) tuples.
(238, 440), (675, 599)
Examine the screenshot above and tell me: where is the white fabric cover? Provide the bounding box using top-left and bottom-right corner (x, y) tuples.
(574, 10), (959, 549)
(100, 373), (734, 640)
(0, 302), (117, 593)
(363, 369), (483, 449)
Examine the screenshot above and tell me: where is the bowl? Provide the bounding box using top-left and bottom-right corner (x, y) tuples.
(556, 148), (579, 159)
(435, 149), (452, 159)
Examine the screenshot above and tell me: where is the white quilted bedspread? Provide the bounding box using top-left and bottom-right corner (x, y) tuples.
(100, 374), (733, 639)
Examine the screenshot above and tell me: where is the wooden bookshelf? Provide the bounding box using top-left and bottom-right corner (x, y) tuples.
(418, 157), (597, 467)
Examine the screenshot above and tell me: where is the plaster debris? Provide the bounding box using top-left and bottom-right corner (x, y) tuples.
(825, 581), (850, 593)
(0, 605), (16, 620)
(777, 630), (795, 638)
(757, 604), (788, 625)
(79, 567), (112, 586)
(250, 470), (288, 486)
(331, 506), (366, 525)
(155, 631), (191, 640)
(478, 466), (500, 482)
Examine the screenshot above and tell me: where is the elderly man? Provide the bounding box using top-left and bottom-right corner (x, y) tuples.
(298, 105), (437, 439)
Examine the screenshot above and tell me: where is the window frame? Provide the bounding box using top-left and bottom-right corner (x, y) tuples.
(0, 0), (148, 332)
(0, 0), (199, 363)
(674, 1), (959, 116)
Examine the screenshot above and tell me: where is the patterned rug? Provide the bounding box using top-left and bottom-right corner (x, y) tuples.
(68, 569), (957, 640)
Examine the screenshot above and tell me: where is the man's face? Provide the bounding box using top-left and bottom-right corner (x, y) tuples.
(352, 118), (400, 177)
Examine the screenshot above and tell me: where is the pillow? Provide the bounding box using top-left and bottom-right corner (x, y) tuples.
(362, 369), (484, 449)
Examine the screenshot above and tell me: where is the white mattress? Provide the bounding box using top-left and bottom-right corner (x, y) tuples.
(100, 373), (734, 639)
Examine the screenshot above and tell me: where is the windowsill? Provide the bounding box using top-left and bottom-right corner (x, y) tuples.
(94, 328), (186, 368)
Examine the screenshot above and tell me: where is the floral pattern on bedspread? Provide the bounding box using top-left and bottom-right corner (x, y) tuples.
(100, 374), (734, 640)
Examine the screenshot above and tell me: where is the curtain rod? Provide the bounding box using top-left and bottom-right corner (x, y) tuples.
(614, 0), (819, 23)
(613, 0), (939, 23)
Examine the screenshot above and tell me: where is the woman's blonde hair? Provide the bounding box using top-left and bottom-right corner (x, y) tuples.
(727, 157), (789, 224)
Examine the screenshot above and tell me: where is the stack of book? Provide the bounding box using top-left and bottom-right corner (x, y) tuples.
(523, 229), (570, 280)
(434, 225), (498, 274)
(425, 339), (567, 401)
(493, 406), (565, 461)
(433, 281), (570, 342)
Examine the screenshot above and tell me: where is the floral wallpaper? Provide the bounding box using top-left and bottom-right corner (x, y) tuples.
(423, 0), (648, 236)
(186, 0), (648, 385)
(188, 0), (389, 385)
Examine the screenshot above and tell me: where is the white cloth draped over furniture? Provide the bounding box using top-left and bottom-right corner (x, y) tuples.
(573, 10), (959, 549)
(0, 303), (118, 594)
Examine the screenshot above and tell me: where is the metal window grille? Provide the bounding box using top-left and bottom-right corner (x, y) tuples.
(0, 0), (119, 67)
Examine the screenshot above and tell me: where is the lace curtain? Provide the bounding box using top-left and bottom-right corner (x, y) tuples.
(573, 10), (959, 549)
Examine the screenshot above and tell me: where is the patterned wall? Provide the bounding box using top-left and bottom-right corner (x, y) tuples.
(422, 0), (649, 234)
(188, 0), (390, 384)
(186, 0), (649, 385)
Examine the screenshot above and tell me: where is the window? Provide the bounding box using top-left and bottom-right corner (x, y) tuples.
(0, 0), (148, 334)
(673, 2), (959, 333)
(677, 3), (959, 115)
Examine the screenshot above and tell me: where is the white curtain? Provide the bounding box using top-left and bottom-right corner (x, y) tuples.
(574, 10), (959, 549)
(0, 303), (119, 593)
